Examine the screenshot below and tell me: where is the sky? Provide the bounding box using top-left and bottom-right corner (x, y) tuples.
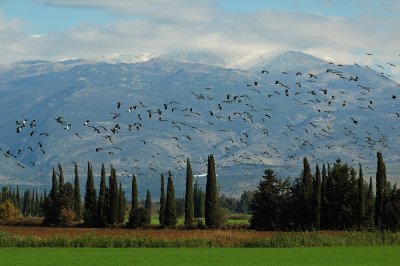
(0, 0), (399, 68)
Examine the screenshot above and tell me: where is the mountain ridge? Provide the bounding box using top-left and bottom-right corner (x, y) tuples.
(0, 50), (399, 197)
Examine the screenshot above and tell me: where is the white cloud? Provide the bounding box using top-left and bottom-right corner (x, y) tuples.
(0, 1), (399, 72)
(35, 0), (217, 22)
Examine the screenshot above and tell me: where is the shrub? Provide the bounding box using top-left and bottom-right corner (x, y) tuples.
(58, 208), (76, 227)
(0, 200), (19, 219)
(195, 218), (206, 229)
(126, 207), (149, 228)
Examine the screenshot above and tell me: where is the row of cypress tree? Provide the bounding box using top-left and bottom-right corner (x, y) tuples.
(42, 162), (126, 227)
(250, 152), (400, 231)
(156, 155), (222, 228)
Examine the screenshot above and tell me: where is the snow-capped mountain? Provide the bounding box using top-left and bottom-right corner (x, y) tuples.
(0, 51), (399, 197)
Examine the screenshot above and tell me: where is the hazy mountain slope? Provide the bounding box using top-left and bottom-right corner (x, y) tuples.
(0, 51), (399, 197)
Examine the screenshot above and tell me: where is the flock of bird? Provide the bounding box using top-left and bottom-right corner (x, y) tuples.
(1, 52), (399, 180)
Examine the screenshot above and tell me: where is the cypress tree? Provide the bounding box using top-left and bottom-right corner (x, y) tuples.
(108, 166), (118, 226)
(320, 163), (327, 228)
(365, 177), (375, 228)
(43, 167), (59, 224)
(145, 190), (152, 225)
(61, 183), (74, 211)
(375, 152), (387, 229)
(131, 175), (138, 211)
(22, 190), (31, 217)
(184, 158), (194, 227)
(302, 157), (313, 198)
(303, 158), (313, 227)
(159, 174), (166, 225)
(117, 182), (126, 224)
(73, 163), (82, 221)
(97, 164), (107, 227)
(357, 163), (365, 229)
(58, 163), (65, 191)
(30, 189), (35, 216)
(193, 180), (205, 218)
(16, 185), (20, 211)
(312, 164), (321, 229)
(164, 171), (176, 226)
(39, 192), (44, 217)
(51, 167), (59, 205)
(84, 162), (97, 227)
(205, 154), (220, 228)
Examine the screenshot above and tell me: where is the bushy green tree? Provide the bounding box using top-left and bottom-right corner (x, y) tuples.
(126, 207), (148, 228)
(250, 169), (290, 230)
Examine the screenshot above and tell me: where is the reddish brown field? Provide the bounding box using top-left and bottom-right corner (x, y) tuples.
(0, 225), (278, 240)
(0, 217), (346, 244)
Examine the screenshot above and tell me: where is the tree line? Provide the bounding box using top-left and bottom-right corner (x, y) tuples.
(2, 152), (399, 231)
(0, 185), (44, 219)
(250, 152), (400, 231)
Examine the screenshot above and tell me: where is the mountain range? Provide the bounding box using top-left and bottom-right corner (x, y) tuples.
(0, 51), (399, 197)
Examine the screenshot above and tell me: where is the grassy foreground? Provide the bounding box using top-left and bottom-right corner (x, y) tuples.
(1, 246), (399, 265)
(2, 230), (400, 247)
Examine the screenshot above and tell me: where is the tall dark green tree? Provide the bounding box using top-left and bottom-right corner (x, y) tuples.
(312, 164), (321, 229)
(127, 174), (147, 228)
(375, 152), (387, 229)
(61, 183), (74, 211)
(96, 164), (107, 227)
(291, 157), (314, 229)
(357, 163), (365, 229)
(205, 154), (220, 228)
(159, 174), (166, 225)
(117, 182), (126, 224)
(16, 185), (20, 211)
(107, 166), (118, 226)
(184, 158), (194, 227)
(145, 190), (152, 225)
(22, 190), (31, 217)
(365, 177), (375, 228)
(131, 175), (138, 211)
(320, 163), (328, 228)
(43, 167), (59, 225)
(58, 164), (65, 192)
(73, 163), (82, 221)
(84, 162), (97, 227)
(163, 171), (176, 226)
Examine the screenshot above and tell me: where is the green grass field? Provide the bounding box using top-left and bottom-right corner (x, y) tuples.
(1, 246), (399, 265)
